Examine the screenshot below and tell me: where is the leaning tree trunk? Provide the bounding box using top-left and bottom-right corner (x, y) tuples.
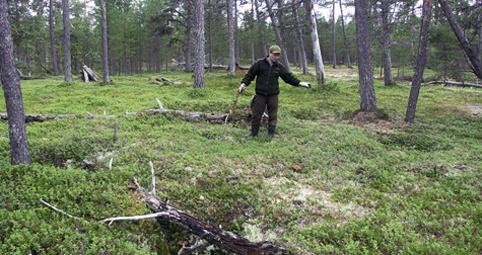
(254, 0), (267, 56)
(0, 0), (31, 165)
(405, 0), (432, 123)
(437, 0), (482, 79)
(227, 0), (236, 76)
(304, 0), (325, 87)
(339, 0), (352, 68)
(62, 0), (72, 82)
(265, 0), (290, 71)
(355, 0), (377, 112)
(381, 0), (394, 85)
(192, 0), (205, 88)
(332, 0), (336, 68)
(49, 0), (59, 76)
(99, 0), (110, 83)
(293, 7), (308, 74)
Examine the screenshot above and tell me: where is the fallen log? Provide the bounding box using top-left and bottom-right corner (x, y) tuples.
(80, 65), (100, 82)
(0, 112), (115, 123)
(149, 76), (182, 85)
(423, 80), (482, 89)
(0, 100), (253, 124)
(131, 180), (288, 255)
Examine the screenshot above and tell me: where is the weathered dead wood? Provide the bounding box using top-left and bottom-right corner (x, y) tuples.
(131, 180), (288, 255)
(0, 112), (117, 123)
(149, 76), (182, 85)
(424, 80), (482, 89)
(80, 65), (100, 82)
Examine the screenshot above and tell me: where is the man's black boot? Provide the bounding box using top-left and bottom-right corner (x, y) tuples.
(251, 122), (260, 137)
(267, 125), (276, 140)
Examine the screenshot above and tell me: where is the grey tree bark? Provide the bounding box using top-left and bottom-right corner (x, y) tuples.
(478, 0), (481, 66)
(49, 0), (59, 75)
(405, 0), (432, 123)
(381, 0), (394, 85)
(184, 1), (193, 72)
(254, 0), (267, 56)
(304, 0), (325, 87)
(192, 0), (205, 88)
(227, 0), (236, 75)
(0, 0), (32, 165)
(332, 0), (336, 68)
(339, 0), (351, 68)
(99, 0), (110, 83)
(437, 0), (482, 79)
(293, 6), (308, 74)
(61, 0), (72, 82)
(207, 0), (213, 70)
(355, 0), (377, 112)
(234, 0), (240, 63)
(265, 0), (290, 71)
(251, 0), (256, 63)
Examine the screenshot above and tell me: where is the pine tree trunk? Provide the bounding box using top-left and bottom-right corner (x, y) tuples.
(405, 0), (432, 123)
(227, 0), (236, 76)
(355, 0), (377, 112)
(339, 0), (351, 68)
(437, 0), (482, 79)
(49, 0), (59, 76)
(234, 0), (240, 64)
(99, 0), (110, 83)
(0, 0), (31, 165)
(192, 0), (205, 88)
(254, 0), (267, 56)
(265, 0), (290, 71)
(62, 0), (72, 82)
(304, 0), (325, 87)
(251, 0), (256, 63)
(293, 7), (308, 74)
(185, 0), (193, 72)
(332, 0), (336, 68)
(478, 0), (482, 67)
(207, 0), (213, 70)
(381, 0), (394, 85)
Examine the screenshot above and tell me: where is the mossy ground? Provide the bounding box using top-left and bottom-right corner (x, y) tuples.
(1, 67), (481, 254)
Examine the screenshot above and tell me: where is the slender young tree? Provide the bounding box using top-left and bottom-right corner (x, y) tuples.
(0, 0), (32, 165)
(254, 0), (267, 56)
(227, 0), (236, 75)
(339, 0), (351, 68)
(332, 0), (336, 68)
(355, 0), (377, 112)
(185, 0), (193, 72)
(265, 0), (290, 71)
(381, 0), (394, 85)
(99, 0), (110, 83)
(405, 0), (432, 123)
(293, 6), (308, 74)
(62, 0), (72, 82)
(192, 0), (205, 88)
(49, 0), (59, 75)
(304, 0), (325, 87)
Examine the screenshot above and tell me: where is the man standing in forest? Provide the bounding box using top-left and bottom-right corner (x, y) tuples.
(239, 45), (311, 139)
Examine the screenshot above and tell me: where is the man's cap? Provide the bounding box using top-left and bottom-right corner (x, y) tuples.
(269, 45), (281, 54)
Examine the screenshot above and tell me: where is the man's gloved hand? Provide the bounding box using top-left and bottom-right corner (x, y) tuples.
(299, 82), (312, 88)
(238, 83), (247, 93)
